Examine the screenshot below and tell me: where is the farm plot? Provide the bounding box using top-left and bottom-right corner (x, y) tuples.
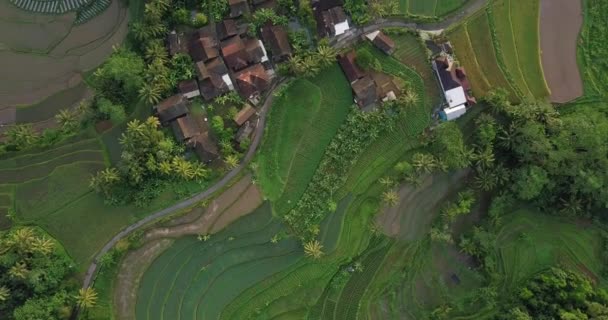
(390, 32), (441, 107)
(466, 12), (519, 101)
(405, 0), (468, 17)
(448, 21), (492, 98)
(135, 204), (304, 320)
(508, 0), (550, 98)
(257, 65), (353, 215)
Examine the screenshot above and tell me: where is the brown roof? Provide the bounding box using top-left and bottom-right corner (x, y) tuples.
(245, 39), (266, 64)
(178, 79), (200, 94)
(316, 6), (347, 36)
(352, 76), (377, 108)
(233, 104), (256, 126)
(261, 24), (292, 61)
(171, 115), (200, 141)
(216, 20), (238, 40)
(189, 36), (219, 62)
(372, 32), (395, 55)
(338, 51), (366, 83)
(221, 36), (250, 71)
(189, 119), (219, 163)
(235, 64), (270, 98)
(197, 58), (232, 101)
(228, 0), (249, 18)
(371, 72), (399, 99)
(155, 95), (188, 123)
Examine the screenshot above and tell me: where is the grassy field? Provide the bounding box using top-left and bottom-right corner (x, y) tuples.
(448, 1), (550, 101)
(402, 0), (468, 17)
(256, 64), (353, 215)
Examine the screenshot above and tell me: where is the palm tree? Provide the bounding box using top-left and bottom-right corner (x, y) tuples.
(76, 287), (98, 309)
(32, 236), (54, 256)
(559, 196), (583, 216)
(159, 161), (172, 175)
(145, 41), (168, 63)
(0, 286), (9, 302)
(459, 236), (477, 256)
(270, 234), (280, 244)
(55, 109), (77, 131)
(412, 153), (436, 174)
(379, 176), (394, 189)
(191, 164), (208, 180)
(304, 240), (324, 259)
(382, 190), (399, 207)
(473, 146), (495, 169)
(9, 261), (29, 279)
(139, 82), (163, 105)
(474, 168), (497, 191)
(130, 22), (149, 41)
(316, 45), (336, 66)
(172, 158), (194, 179)
(497, 123), (518, 150)
(99, 168), (121, 185)
(400, 91), (419, 108)
(224, 155), (239, 169)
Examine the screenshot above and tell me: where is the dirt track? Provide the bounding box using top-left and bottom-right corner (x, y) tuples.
(113, 175), (262, 319)
(539, 0), (583, 103)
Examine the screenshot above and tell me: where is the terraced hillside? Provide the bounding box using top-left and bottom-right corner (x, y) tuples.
(9, 0), (112, 24)
(447, 0), (550, 101)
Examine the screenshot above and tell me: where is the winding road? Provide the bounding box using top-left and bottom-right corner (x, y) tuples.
(81, 0), (490, 291)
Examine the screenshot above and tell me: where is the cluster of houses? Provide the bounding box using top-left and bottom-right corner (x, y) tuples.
(428, 41), (476, 121)
(312, 0), (352, 37)
(337, 31), (399, 110)
(155, 1), (300, 164)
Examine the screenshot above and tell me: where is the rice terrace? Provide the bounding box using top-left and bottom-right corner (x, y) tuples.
(1, 0), (607, 319)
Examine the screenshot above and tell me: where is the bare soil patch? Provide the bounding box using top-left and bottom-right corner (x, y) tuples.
(375, 170), (470, 240)
(539, 0), (584, 103)
(112, 175), (263, 319)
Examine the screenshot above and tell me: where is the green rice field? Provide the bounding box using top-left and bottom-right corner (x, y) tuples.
(448, 0), (550, 100)
(400, 0), (469, 17)
(257, 64), (353, 215)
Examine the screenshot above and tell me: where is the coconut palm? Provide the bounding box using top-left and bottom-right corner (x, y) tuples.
(379, 176), (394, 189)
(224, 155), (239, 169)
(474, 168), (497, 191)
(559, 196), (583, 217)
(459, 237), (477, 256)
(473, 146), (495, 169)
(412, 153), (436, 174)
(131, 22), (150, 41)
(145, 41), (168, 63)
(0, 286), (9, 302)
(270, 234), (280, 244)
(497, 123), (518, 150)
(32, 236), (54, 256)
(158, 160), (172, 175)
(304, 240), (324, 259)
(400, 91), (419, 108)
(138, 83), (163, 105)
(76, 287), (98, 309)
(191, 163), (208, 180)
(382, 190), (399, 207)
(172, 158), (194, 179)
(316, 45), (336, 66)
(55, 109), (78, 131)
(9, 261), (29, 279)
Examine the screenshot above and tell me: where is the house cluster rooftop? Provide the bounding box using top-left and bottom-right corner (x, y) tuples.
(312, 0), (351, 37)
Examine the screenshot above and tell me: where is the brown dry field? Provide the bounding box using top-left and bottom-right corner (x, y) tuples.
(375, 170), (470, 240)
(0, 0), (128, 107)
(113, 175), (263, 319)
(539, 0), (584, 103)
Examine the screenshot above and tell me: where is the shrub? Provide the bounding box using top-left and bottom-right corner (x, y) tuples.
(192, 12), (208, 27)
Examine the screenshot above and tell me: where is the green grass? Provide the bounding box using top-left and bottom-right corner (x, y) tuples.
(466, 12), (518, 101)
(390, 32), (441, 106)
(409, 0), (437, 16)
(508, 0), (550, 98)
(435, 0), (468, 16)
(257, 64), (353, 216)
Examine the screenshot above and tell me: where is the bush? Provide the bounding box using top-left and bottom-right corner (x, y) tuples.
(192, 12), (208, 27)
(172, 7), (189, 25)
(355, 48), (379, 71)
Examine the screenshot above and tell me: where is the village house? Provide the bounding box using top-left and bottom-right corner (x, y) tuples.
(365, 31), (395, 55)
(312, 0), (351, 37)
(178, 79), (201, 99)
(260, 24), (293, 62)
(170, 114), (220, 164)
(233, 103), (257, 126)
(234, 63), (271, 101)
(153, 95), (188, 125)
(338, 50), (400, 109)
(189, 33), (219, 62)
(195, 58), (235, 100)
(216, 19), (238, 41)
(228, 0), (249, 18)
(432, 54), (476, 121)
